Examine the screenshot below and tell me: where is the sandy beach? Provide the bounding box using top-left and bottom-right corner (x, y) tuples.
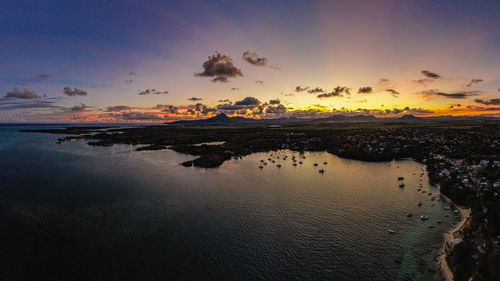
(439, 194), (471, 281)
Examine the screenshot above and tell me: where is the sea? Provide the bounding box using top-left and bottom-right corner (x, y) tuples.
(0, 124), (458, 280)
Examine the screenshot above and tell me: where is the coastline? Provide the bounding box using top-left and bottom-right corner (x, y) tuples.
(438, 192), (471, 281)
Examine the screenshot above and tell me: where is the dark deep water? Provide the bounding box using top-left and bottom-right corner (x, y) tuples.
(0, 124), (457, 280)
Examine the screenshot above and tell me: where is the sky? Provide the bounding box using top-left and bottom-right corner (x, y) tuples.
(0, 0), (499, 122)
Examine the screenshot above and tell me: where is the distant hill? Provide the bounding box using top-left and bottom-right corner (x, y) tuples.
(399, 114), (419, 120)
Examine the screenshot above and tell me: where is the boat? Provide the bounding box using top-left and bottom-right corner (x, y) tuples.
(398, 177), (404, 180)
(263, 162), (267, 165)
(399, 183), (405, 188)
(299, 161), (303, 164)
(259, 166), (263, 169)
(437, 221), (442, 224)
(313, 163), (318, 166)
(443, 207), (450, 210)
(407, 213), (413, 218)
(323, 162), (328, 165)
(388, 229), (395, 234)
(418, 202), (422, 207)
(292, 163), (297, 166)
(276, 164), (281, 168)
(260, 160), (264, 162)
(420, 215), (429, 220)
(319, 169), (325, 173)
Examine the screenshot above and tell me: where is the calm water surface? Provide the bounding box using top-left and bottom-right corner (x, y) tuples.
(0, 125), (457, 280)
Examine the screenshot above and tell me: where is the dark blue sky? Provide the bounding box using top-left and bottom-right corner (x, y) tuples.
(0, 0), (499, 122)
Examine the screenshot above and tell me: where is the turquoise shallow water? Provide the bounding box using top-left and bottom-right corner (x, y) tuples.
(0, 124), (456, 280)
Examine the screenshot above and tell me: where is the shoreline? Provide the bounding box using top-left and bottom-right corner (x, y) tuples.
(438, 192), (471, 281)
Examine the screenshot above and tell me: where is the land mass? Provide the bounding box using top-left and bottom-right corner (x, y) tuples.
(21, 116), (500, 280)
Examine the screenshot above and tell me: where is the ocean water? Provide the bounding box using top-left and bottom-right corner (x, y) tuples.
(0, 124), (457, 280)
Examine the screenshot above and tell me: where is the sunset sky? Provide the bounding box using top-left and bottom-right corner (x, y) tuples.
(0, 0), (499, 122)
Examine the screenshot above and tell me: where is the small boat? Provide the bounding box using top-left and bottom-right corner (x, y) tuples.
(420, 215), (429, 221)
(260, 160), (264, 162)
(407, 213), (413, 218)
(259, 166), (263, 169)
(388, 229), (395, 234)
(271, 160), (275, 163)
(313, 163), (318, 166)
(319, 169), (325, 173)
(443, 207), (450, 210)
(437, 221), (442, 224)
(268, 158), (271, 161)
(398, 177), (404, 180)
(323, 162), (328, 165)
(429, 226), (434, 229)
(428, 193), (432, 196)
(399, 183), (405, 188)
(263, 162), (267, 165)
(418, 202), (422, 207)
(299, 161), (303, 164)
(422, 191), (426, 193)
(277, 164), (282, 168)
(292, 163), (297, 166)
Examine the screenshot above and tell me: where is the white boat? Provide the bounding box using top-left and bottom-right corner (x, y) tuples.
(388, 229), (395, 234)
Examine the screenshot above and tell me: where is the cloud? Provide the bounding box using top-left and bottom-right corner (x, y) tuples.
(129, 72), (138, 76)
(308, 87), (324, 94)
(448, 104), (462, 108)
(63, 87), (88, 96)
(295, 86), (309, 92)
(386, 89), (400, 97)
(70, 103), (88, 111)
(269, 99), (281, 105)
(242, 51), (268, 66)
(356, 99), (367, 103)
(188, 97), (202, 101)
(218, 99), (230, 103)
(466, 79), (483, 87)
(20, 74), (53, 85)
(416, 89), (481, 100)
(195, 52), (243, 82)
(284, 93), (295, 96)
(124, 79), (134, 83)
(0, 98), (60, 111)
(154, 104), (179, 114)
(4, 88), (39, 99)
(421, 70), (441, 79)
(475, 98), (500, 105)
(217, 96), (261, 111)
(230, 87), (240, 91)
(255, 80), (264, 84)
(268, 65), (282, 71)
(117, 112), (164, 121)
(412, 79), (433, 86)
(357, 87), (373, 94)
(234, 96), (261, 107)
(265, 104), (287, 114)
(317, 86), (350, 98)
(138, 89), (168, 95)
(105, 105), (136, 112)
(378, 78), (390, 84)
